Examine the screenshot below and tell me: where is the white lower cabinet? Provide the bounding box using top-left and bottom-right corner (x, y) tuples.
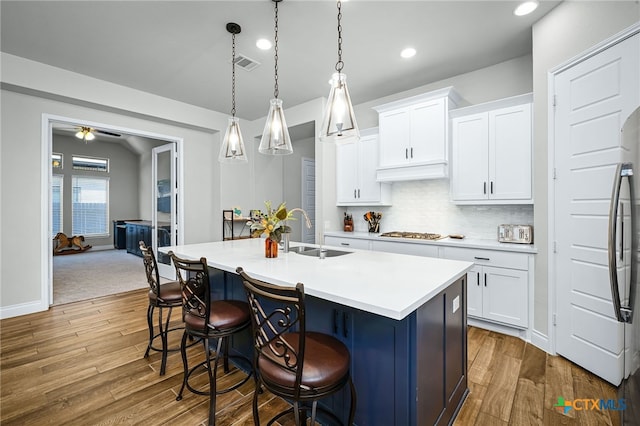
(324, 235), (371, 250)
(371, 240), (439, 257)
(443, 247), (530, 329)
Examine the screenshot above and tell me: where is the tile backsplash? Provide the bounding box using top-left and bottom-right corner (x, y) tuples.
(343, 180), (533, 240)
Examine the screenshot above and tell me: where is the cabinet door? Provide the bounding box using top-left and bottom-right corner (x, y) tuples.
(451, 113), (489, 201)
(357, 134), (382, 203)
(125, 224), (137, 254)
(466, 265), (483, 318)
(371, 240), (439, 257)
(410, 98), (446, 163)
(489, 103), (532, 200)
(378, 109), (410, 167)
(324, 236), (371, 250)
(336, 141), (358, 204)
(482, 266), (528, 328)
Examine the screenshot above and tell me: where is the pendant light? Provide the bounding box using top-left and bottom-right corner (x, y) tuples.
(259, 0), (293, 156)
(218, 22), (248, 163)
(319, 0), (359, 142)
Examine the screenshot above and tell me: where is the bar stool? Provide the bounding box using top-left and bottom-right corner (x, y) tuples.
(170, 252), (252, 426)
(140, 241), (183, 376)
(237, 267), (357, 426)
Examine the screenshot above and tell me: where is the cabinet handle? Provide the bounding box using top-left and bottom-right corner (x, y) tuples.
(484, 273), (487, 287)
(410, 147), (414, 158)
(354, 189), (357, 199)
(490, 181), (494, 194)
(333, 309), (339, 335)
(358, 189), (360, 198)
(477, 272), (480, 286)
(483, 182), (487, 194)
(343, 311), (349, 338)
(405, 148), (408, 159)
(474, 256), (490, 261)
(340, 242), (350, 246)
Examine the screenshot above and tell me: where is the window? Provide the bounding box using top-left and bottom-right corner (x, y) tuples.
(72, 176), (109, 236)
(52, 153), (63, 169)
(72, 155), (109, 172)
(52, 175), (63, 236)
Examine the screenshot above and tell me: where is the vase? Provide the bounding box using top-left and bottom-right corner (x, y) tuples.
(265, 238), (278, 258)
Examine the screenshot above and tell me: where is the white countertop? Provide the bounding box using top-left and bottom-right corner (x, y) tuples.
(162, 238), (473, 321)
(325, 231), (538, 254)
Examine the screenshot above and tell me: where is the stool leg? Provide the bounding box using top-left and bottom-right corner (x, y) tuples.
(176, 331), (189, 401)
(223, 336), (230, 373)
(206, 337), (223, 426)
(348, 376), (357, 426)
(159, 306), (173, 376)
(293, 401), (301, 426)
(144, 304), (154, 358)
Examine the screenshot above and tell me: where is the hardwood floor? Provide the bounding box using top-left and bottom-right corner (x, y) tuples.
(0, 289), (621, 425)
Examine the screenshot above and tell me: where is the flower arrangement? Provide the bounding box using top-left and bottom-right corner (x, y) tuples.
(250, 201), (312, 243)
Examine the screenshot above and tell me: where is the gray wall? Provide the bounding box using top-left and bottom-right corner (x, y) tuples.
(52, 135), (140, 248)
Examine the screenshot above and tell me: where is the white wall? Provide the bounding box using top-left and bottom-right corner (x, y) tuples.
(531, 2), (640, 338)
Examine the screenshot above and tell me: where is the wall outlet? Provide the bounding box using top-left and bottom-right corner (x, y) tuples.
(452, 295), (460, 313)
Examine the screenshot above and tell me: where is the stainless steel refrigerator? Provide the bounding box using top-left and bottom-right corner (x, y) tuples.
(609, 107), (640, 425)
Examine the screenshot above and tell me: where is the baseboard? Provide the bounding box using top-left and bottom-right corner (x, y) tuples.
(530, 329), (551, 354)
(467, 317), (527, 339)
(0, 299), (48, 319)
(90, 245), (115, 251)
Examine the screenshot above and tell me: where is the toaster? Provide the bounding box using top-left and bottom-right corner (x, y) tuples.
(498, 224), (533, 244)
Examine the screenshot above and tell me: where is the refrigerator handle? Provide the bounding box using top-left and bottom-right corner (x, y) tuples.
(608, 163), (635, 324)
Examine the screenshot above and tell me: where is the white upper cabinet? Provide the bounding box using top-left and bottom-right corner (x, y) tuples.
(373, 87), (461, 182)
(451, 94), (533, 204)
(336, 128), (391, 206)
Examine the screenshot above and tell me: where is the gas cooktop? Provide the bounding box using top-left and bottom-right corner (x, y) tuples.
(379, 231), (445, 240)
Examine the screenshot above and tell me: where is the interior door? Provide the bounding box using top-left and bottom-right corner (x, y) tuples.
(554, 33), (639, 385)
(152, 143), (177, 279)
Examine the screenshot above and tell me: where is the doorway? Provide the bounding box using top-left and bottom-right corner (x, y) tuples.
(43, 114), (184, 306)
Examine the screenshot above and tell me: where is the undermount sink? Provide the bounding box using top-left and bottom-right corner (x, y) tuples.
(290, 246), (352, 258)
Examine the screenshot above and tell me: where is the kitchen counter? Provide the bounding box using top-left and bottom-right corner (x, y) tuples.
(325, 230), (538, 254)
(162, 238), (473, 425)
(163, 238), (472, 320)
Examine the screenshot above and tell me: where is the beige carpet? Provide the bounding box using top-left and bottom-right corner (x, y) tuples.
(53, 249), (148, 305)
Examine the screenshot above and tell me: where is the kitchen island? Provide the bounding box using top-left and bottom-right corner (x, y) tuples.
(164, 238), (473, 426)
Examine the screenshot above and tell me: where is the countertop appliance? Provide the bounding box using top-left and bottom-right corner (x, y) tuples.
(497, 224), (533, 244)
(379, 231), (445, 240)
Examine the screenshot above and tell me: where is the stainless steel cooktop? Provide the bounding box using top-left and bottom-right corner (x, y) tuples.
(379, 231), (444, 240)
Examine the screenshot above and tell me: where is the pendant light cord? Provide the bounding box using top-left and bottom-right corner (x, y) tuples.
(273, 0), (280, 99)
(335, 0), (344, 73)
(231, 32), (237, 117)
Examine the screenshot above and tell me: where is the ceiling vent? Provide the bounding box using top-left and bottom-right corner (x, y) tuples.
(232, 54), (260, 71)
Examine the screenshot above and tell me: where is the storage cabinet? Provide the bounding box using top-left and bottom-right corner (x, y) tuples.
(373, 86), (461, 182)
(324, 235), (371, 250)
(451, 94), (533, 204)
(336, 128), (391, 206)
(125, 221), (152, 257)
(443, 246), (529, 329)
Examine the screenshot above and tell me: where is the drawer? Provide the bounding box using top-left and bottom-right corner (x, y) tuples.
(443, 247), (528, 270)
(371, 240), (439, 258)
(324, 236), (371, 250)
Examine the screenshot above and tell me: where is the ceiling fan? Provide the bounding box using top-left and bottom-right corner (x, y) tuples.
(73, 126), (121, 142)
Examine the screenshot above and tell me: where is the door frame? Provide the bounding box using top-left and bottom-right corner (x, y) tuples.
(548, 22), (640, 355)
(42, 113), (184, 306)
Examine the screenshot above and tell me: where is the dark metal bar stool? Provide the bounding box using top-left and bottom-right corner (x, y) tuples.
(140, 241), (183, 375)
(237, 267), (357, 426)
(170, 252), (252, 426)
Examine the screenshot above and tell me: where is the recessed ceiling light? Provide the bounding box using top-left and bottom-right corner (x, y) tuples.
(514, 1), (538, 16)
(401, 47), (416, 59)
(256, 38), (272, 50)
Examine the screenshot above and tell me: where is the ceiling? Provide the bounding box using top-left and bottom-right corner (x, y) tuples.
(1, 1), (560, 121)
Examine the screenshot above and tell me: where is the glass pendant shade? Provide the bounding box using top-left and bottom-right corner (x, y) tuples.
(320, 72), (359, 141)
(76, 128), (95, 141)
(259, 98), (293, 155)
(218, 117), (247, 163)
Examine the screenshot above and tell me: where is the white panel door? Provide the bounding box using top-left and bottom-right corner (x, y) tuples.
(379, 109), (410, 167)
(358, 133), (381, 203)
(411, 98), (446, 163)
(554, 33), (639, 385)
(335, 141), (357, 204)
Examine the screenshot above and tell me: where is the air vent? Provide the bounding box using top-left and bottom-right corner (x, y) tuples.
(232, 54), (260, 71)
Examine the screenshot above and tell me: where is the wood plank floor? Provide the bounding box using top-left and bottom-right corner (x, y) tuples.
(0, 289), (621, 425)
